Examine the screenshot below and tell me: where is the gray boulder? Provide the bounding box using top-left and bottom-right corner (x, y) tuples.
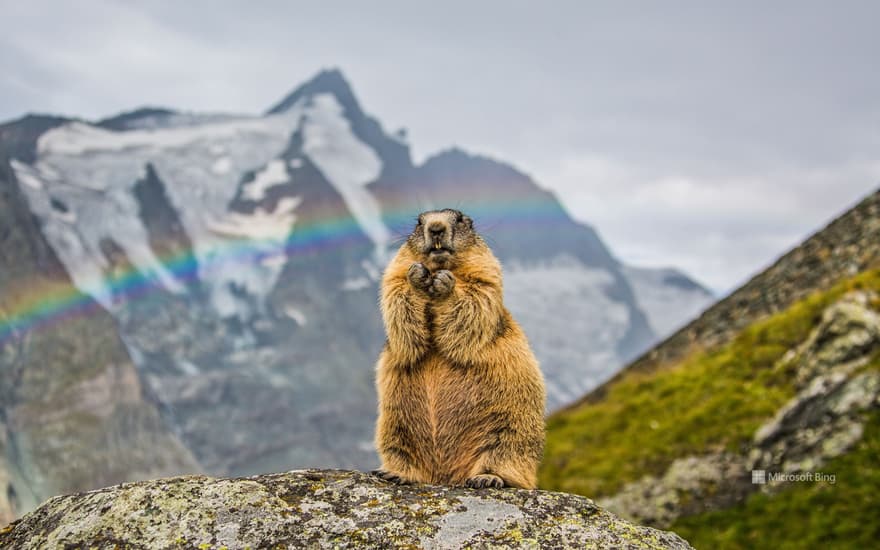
(0, 469), (693, 549)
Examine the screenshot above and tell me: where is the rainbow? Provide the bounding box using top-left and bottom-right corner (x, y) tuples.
(0, 195), (568, 346)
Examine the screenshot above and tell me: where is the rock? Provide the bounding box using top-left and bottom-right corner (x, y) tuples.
(750, 292), (880, 474)
(750, 371), (879, 476)
(793, 291), (880, 387)
(0, 469), (693, 549)
(600, 453), (750, 529)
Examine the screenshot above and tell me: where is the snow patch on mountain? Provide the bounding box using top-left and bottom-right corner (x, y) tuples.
(283, 306), (307, 326)
(38, 116), (299, 156)
(22, 96), (391, 320)
(622, 265), (714, 338)
(503, 256), (631, 409)
(14, 164), (44, 190)
(177, 359), (202, 376)
(203, 194), (303, 318)
(241, 159), (289, 201)
(208, 196), (301, 241)
(51, 206), (77, 224)
(19, 107), (313, 318)
(210, 157), (232, 175)
(301, 93), (389, 255)
(11, 159), (187, 307)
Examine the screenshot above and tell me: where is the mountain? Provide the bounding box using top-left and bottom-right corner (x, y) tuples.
(540, 188), (880, 548)
(0, 116), (200, 526)
(0, 69), (711, 519)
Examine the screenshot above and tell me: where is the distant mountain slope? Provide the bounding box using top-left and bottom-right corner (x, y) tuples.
(620, 265), (714, 338)
(0, 69), (712, 520)
(0, 116), (200, 524)
(540, 188), (880, 548)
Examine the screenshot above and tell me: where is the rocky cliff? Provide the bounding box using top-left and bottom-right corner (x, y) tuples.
(0, 469), (693, 549)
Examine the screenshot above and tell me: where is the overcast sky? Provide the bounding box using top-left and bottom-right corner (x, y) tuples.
(2, 1), (878, 292)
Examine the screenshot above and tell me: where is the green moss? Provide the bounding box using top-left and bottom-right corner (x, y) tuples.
(671, 408), (880, 549)
(540, 269), (880, 498)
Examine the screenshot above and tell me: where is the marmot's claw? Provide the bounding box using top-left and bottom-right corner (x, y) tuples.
(407, 262), (432, 290)
(371, 469), (409, 484)
(429, 270), (455, 298)
(465, 474), (505, 489)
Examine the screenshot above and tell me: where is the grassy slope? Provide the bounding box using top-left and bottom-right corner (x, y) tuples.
(540, 269), (880, 502)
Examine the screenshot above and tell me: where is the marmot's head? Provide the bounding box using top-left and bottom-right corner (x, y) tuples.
(407, 208), (479, 271)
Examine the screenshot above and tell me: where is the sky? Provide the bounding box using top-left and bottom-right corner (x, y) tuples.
(2, 1), (878, 293)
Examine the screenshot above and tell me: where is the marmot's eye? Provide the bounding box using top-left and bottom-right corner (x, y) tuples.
(455, 212), (464, 223)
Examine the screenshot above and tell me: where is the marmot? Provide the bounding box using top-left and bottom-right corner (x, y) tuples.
(373, 208), (545, 489)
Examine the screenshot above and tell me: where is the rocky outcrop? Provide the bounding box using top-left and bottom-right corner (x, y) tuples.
(600, 291), (880, 527)
(0, 469), (693, 549)
(749, 291), (880, 476)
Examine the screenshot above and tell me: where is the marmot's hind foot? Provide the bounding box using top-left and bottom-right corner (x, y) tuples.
(371, 469), (412, 485)
(465, 474), (505, 489)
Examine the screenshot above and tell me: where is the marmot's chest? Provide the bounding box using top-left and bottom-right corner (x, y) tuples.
(415, 354), (488, 438)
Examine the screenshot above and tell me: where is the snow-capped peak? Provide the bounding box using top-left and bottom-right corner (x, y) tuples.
(266, 68), (359, 116)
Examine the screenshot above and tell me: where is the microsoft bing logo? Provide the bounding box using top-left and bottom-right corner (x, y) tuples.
(750, 469), (836, 484)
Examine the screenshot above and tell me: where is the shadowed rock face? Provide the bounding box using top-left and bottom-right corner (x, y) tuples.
(0, 469), (693, 549)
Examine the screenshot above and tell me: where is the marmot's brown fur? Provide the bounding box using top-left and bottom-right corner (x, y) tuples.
(373, 208), (545, 489)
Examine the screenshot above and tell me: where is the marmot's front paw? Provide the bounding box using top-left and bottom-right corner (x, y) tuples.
(465, 474), (505, 489)
(429, 270), (455, 298)
(371, 469), (412, 485)
(407, 262), (432, 291)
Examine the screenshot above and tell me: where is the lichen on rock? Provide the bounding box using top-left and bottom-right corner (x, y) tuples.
(0, 469), (693, 549)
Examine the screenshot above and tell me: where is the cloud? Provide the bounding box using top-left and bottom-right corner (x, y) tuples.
(531, 154), (880, 291)
(1, 0), (878, 291)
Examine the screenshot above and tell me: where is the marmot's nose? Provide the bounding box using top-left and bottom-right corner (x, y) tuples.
(428, 222), (446, 237)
